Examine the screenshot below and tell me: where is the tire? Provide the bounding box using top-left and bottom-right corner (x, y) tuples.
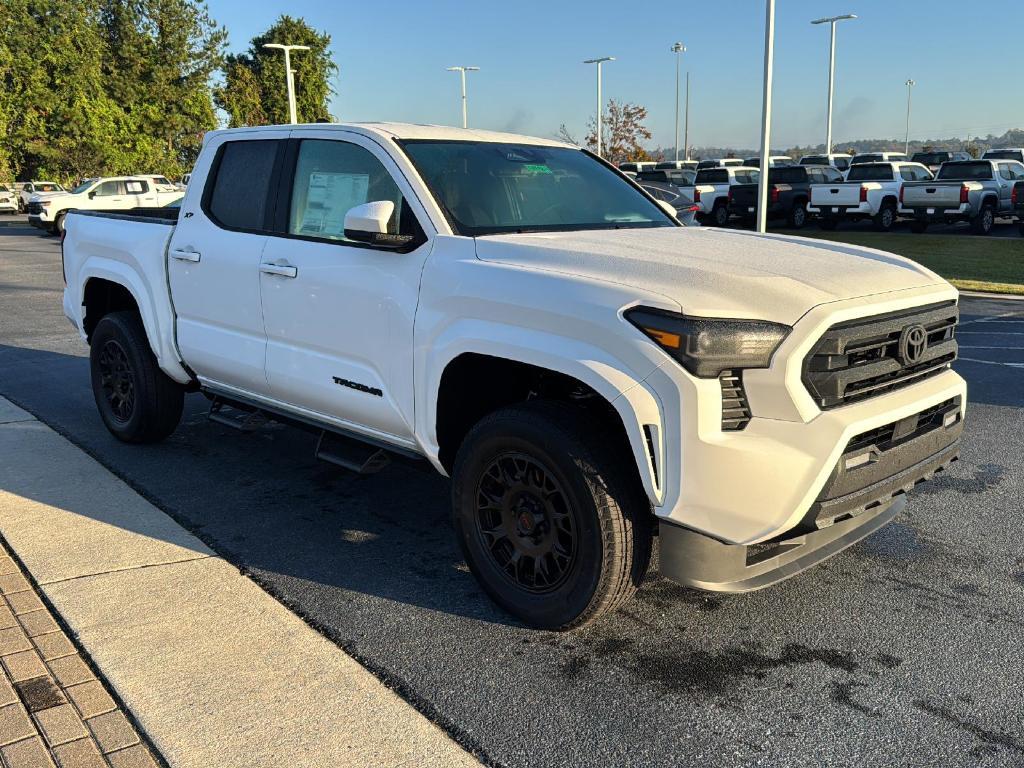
(54, 212), (66, 236)
(970, 204), (995, 235)
(787, 200), (808, 229)
(910, 220), (928, 234)
(872, 202), (897, 232)
(711, 202), (729, 227)
(451, 401), (652, 630)
(820, 217), (839, 231)
(89, 311), (184, 443)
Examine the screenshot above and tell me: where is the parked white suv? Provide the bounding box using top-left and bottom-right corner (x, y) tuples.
(0, 185), (18, 214)
(27, 176), (182, 234)
(809, 161), (934, 230)
(61, 123), (966, 629)
(692, 165), (760, 226)
(17, 181), (64, 211)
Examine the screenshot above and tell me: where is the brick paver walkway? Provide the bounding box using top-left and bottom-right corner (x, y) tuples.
(0, 546), (159, 768)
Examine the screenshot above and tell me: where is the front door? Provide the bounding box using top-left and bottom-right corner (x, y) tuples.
(258, 132), (433, 443)
(168, 132), (289, 394)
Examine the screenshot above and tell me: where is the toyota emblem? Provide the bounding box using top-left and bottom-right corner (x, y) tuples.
(899, 324), (928, 365)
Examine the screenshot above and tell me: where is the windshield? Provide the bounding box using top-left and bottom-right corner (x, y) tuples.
(912, 152), (949, 166)
(34, 182), (64, 193)
(70, 179), (97, 194)
(400, 141), (675, 236)
(937, 162), (992, 180)
(983, 150), (1024, 162)
(847, 165), (894, 181)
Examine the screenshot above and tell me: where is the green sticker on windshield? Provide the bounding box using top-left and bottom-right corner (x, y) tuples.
(523, 164), (553, 174)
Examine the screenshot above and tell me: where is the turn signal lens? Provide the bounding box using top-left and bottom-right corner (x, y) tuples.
(626, 308), (791, 378)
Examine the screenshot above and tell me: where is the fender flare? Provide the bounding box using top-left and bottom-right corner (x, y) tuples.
(78, 260), (191, 384)
(417, 321), (666, 506)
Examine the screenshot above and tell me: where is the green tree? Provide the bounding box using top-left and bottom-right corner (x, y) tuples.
(214, 15), (337, 127)
(98, 0), (226, 176)
(585, 100), (652, 164)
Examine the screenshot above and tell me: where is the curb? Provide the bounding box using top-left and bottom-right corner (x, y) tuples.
(0, 397), (481, 768)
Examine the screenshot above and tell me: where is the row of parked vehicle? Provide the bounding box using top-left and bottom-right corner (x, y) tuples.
(619, 148), (1024, 235)
(6, 175), (186, 234)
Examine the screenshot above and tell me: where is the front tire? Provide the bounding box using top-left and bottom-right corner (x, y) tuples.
(90, 312), (184, 443)
(451, 402), (652, 630)
(54, 212), (66, 236)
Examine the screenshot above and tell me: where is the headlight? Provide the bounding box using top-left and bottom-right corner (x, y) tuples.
(626, 307), (790, 378)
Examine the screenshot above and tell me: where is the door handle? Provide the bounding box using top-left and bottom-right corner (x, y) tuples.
(260, 262), (297, 278)
(170, 249), (201, 263)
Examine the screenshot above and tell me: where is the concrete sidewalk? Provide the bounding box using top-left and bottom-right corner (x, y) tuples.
(0, 397), (480, 768)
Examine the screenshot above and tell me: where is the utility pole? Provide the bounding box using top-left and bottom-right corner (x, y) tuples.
(904, 79), (916, 156)
(262, 43), (311, 124)
(584, 57), (615, 157)
(671, 43), (685, 162)
(755, 0), (776, 234)
(446, 66), (480, 129)
(810, 14), (856, 153)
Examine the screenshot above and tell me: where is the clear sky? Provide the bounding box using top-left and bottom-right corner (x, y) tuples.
(209, 0), (1023, 150)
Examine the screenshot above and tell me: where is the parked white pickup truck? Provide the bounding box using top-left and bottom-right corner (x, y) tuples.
(692, 165), (760, 226)
(809, 161), (934, 231)
(61, 123), (966, 629)
(28, 176), (182, 234)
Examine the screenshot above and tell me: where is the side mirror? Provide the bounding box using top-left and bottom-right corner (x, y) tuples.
(657, 200), (678, 217)
(88, 191), (96, 199)
(343, 201), (412, 248)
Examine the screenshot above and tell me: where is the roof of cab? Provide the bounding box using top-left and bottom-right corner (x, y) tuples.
(204, 122), (574, 149)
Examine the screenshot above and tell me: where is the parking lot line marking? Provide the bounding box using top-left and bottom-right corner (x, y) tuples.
(958, 357), (1024, 369)
(958, 312), (1024, 326)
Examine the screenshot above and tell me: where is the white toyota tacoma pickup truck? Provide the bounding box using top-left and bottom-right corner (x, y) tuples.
(809, 161), (934, 231)
(61, 123), (966, 630)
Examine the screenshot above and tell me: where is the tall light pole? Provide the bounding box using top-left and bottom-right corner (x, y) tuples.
(671, 43), (686, 162)
(755, 0), (776, 234)
(446, 66), (480, 129)
(584, 57), (614, 158)
(904, 79), (916, 156)
(810, 14), (856, 153)
(262, 43), (310, 125)
(684, 71), (691, 161)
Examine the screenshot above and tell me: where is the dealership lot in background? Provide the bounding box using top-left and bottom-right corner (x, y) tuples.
(0, 224), (1022, 766)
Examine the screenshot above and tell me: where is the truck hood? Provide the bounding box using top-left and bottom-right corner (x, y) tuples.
(474, 227), (947, 325)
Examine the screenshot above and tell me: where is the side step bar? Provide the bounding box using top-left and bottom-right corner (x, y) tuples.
(204, 392), (419, 475)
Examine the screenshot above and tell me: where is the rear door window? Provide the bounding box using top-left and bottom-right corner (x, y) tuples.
(205, 139), (281, 231)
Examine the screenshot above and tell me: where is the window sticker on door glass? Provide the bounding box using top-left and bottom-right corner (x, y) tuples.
(298, 172), (370, 237)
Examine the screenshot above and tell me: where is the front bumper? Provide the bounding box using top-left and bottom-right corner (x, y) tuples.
(27, 215), (46, 228)
(660, 397), (962, 591)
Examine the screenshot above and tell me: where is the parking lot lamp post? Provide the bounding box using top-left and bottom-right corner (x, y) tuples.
(684, 71), (691, 160)
(584, 57), (615, 158)
(446, 66), (480, 129)
(904, 79), (916, 156)
(671, 43), (686, 161)
(262, 43), (310, 125)
(810, 14), (856, 153)
(755, 0), (776, 234)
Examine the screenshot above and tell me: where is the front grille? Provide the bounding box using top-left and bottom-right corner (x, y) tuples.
(803, 301), (958, 409)
(720, 370), (751, 430)
(26, 202), (44, 215)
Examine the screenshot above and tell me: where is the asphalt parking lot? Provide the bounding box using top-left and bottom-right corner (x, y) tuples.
(1, 224), (1022, 768)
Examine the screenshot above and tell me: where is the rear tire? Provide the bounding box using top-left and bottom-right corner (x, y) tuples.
(711, 202), (729, 227)
(970, 204), (995, 235)
(787, 200), (808, 229)
(910, 220), (928, 234)
(872, 202), (897, 232)
(89, 311), (184, 443)
(451, 401), (652, 630)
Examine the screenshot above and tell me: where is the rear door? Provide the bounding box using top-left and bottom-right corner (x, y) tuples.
(124, 179), (156, 208)
(168, 131), (289, 393)
(257, 131), (434, 443)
